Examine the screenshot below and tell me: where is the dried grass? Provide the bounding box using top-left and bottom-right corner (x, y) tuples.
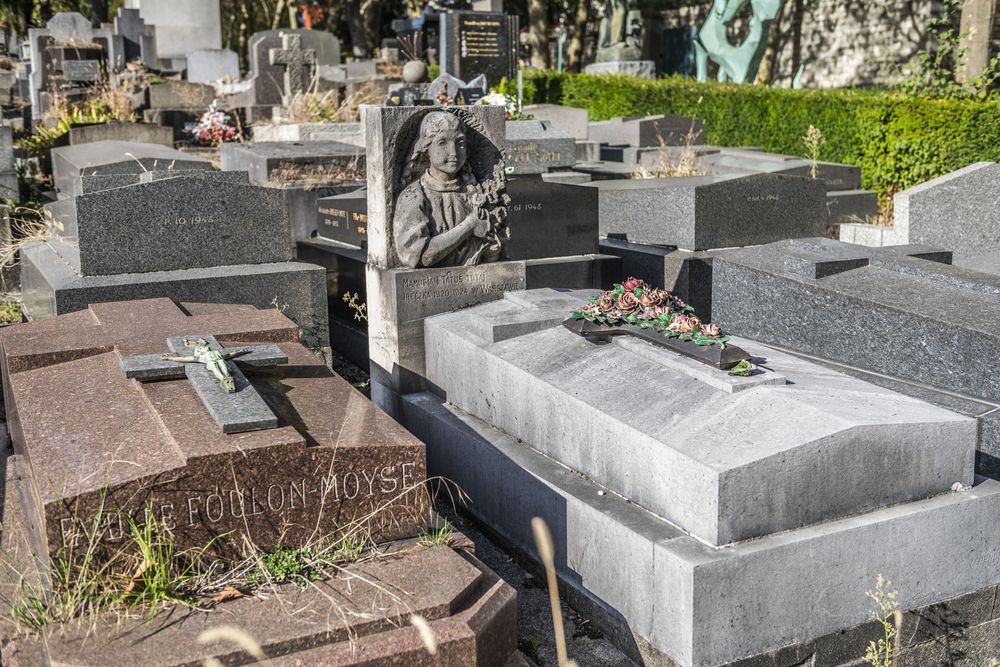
(276, 82), (384, 125)
(632, 123), (704, 179)
(0, 206), (55, 292)
(269, 155), (365, 190)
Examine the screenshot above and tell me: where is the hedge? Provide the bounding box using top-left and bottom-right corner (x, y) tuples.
(499, 71), (1000, 201)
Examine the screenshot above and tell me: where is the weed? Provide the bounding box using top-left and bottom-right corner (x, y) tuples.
(419, 518), (453, 548)
(863, 575), (902, 667)
(0, 301), (20, 324)
(802, 125), (824, 179)
(632, 122), (703, 180)
(249, 545), (320, 585)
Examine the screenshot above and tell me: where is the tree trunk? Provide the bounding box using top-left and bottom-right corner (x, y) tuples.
(958, 0), (998, 85)
(271, 0), (286, 30)
(346, 0), (370, 57)
(362, 0), (384, 58)
(90, 0), (109, 26)
(528, 0), (549, 68)
(755, 0), (787, 84)
(567, 0), (588, 72)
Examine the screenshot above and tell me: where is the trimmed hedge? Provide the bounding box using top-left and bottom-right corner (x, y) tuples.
(500, 71), (1000, 200)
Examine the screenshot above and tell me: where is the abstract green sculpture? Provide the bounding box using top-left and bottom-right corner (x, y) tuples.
(694, 0), (783, 83)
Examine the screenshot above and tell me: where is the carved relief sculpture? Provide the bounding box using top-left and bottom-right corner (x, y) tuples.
(393, 110), (510, 269)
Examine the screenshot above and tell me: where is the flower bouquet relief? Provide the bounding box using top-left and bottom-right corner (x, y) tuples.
(564, 278), (752, 371)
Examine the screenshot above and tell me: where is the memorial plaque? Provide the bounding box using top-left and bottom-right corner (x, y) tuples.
(440, 11), (518, 88)
(317, 189), (368, 248)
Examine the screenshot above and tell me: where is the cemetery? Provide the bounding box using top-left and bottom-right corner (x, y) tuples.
(0, 0), (998, 665)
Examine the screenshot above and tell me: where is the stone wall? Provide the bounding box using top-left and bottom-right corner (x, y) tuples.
(656, 0), (999, 88)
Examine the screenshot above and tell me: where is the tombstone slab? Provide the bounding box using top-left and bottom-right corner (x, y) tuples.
(439, 11), (518, 88)
(893, 162), (1000, 260)
(67, 121), (173, 147)
(220, 140), (365, 187)
(523, 104), (589, 141)
(248, 29), (340, 108)
(51, 140), (211, 197)
(589, 114), (704, 147)
(186, 48), (239, 84)
(504, 120), (575, 175)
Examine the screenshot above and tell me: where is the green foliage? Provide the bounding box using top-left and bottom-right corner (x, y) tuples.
(509, 71), (1000, 201)
(427, 64), (441, 82)
(250, 545), (320, 586)
(0, 302), (21, 324)
(18, 97), (135, 157)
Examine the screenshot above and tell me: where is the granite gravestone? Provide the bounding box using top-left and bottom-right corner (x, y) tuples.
(893, 162), (1000, 260)
(522, 103), (590, 141)
(704, 147), (862, 192)
(27, 13), (116, 116)
(21, 172), (329, 350)
(317, 189), (368, 248)
(186, 48), (240, 84)
(51, 140), (212, 197)
(0, 298), (519, 665)
(400, 286), (1000, 667)
(504, 120), (576, 175)
(711, 237), (1000, 475)
(143, 81), (217, 140)
(0, 126), (16, 201)
(247, 29), (340, 117)
(67, 121), (174, 148)
(268, 33), (316, 105)
(220, 141), (365, 188)
(588, 114), (705, 148)
(439, 11), (518, 88)
(363, 105), (618, 415)
(113, 7), (156, 68)
(124, 0), (222, 70)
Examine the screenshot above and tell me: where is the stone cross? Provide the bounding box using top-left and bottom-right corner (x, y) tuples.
(269, 33), (316, 104)
(120, 334), (288, 434)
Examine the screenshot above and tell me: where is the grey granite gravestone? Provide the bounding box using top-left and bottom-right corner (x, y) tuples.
(316, 189), (368, 248)
(21, 172), (328, 350)
(594, 172), (827, 250)
(220, 141), (365, 187)
(0, 126), (16, 202)
(893, 162), (1000, 260)
(186, 48), (239, 84)
(503, 120), (575, 175)
(114, 8), (156, 68)
(124, 0), (222, 69)
(400, 287), (1000, 667)
(252, 122), (363, 145)
(704, 147), (863, 192)
(711, 237), (1000, 474)
(27, 14), (112, 116)
(589, 114), (704, 148)
(67, 121), (173, 147)
(147, 81), (215, 110)
(362, 105), (619, 416)
(522, 104), (589, 141)
(247, 29), (340, 112)
(51, 141), (211, 198)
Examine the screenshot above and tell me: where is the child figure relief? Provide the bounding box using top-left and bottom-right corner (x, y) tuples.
(393, 111), (511, 269)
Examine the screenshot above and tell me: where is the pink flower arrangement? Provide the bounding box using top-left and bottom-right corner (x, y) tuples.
(184, 104), (241, 147)
(569, 279), (731, 349)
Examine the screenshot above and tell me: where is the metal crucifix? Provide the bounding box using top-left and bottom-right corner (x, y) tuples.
(120, 335), (288, 434)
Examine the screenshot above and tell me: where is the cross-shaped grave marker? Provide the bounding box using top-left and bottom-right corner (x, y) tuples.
(120, 334), (288, 434)
(269, 33), (316, 105)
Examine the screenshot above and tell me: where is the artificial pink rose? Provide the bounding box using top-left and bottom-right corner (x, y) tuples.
(667, 314), (700, 334)
(616, 291), (641, 314)
(700, 322), (721, 337)
(597, 293), (615, 313)
(639, 291), (660, 309)
(622, 277), (646, 291)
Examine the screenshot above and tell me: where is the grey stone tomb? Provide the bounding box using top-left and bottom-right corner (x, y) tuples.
(398, 286), (998, 666)
(21, 172), (329, 350)
(187, 48), (240, 84)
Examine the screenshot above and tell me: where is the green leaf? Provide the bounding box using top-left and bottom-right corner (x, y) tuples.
(570, 310), (584, 319)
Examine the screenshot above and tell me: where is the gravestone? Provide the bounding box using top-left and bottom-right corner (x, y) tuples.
(269, 34), (316, 106)
(0, 298), (518, 664)
(595, 172), (827, 250)
(247, 29), (340, 117)
(439, 10), (519, 88)
(0, 126), (16, 201)
(399, 286), (1000, 667)
(504, 120), (575, 175)
(711, 237), (1000, 475)
(143, 80), (216, 140)
(589, 114), (704, 148)
(704, 147), (862, 191)
(893, 162), (1000, 260)
(113, 7), (156, 68)
(186, 48), (239, 84)
(252, 121), (363, 145)
(124, 0), (222, 70)
(522, 103), (589, 141)
(67, 120), (173, 147)
(363, 105), (618, 415)
(21, 172), (330, 350)
(220, 141), (365, 187)
(316, 188), (368, 248)
(27, 14), (114, 117)
(51, 140), (211, 197)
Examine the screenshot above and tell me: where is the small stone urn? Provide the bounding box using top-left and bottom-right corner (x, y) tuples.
(402, 60), (429, 84)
